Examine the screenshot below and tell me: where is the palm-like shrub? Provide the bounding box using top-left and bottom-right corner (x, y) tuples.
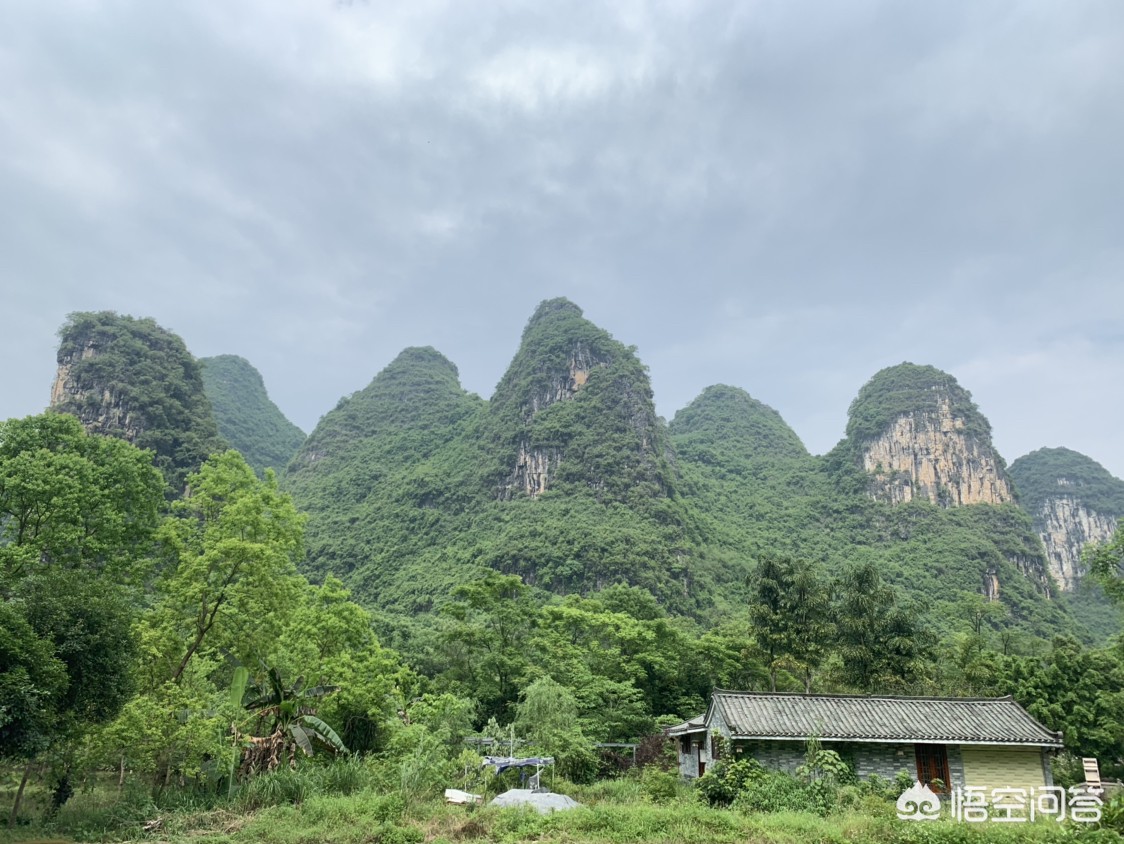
(238, 667), (347, 775)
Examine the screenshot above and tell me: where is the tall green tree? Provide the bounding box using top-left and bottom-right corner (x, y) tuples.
(993, 636), (1124, 779)
(140, 451), (305, 688)
(513, 676), (597, 783)
(835, 560), (926, 692)
(749, 555), (832, 692)
(0, 413), (164, 820)
(0, 415), (163, 752)
(439, 572), (536, 723)
(269, 577), (410, 754)
(0, 413), (164, 582)
(786, 559), (834, 693)
(749, 554), (790, 692)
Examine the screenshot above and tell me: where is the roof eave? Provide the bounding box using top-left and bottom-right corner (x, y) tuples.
(728, 734), (1064, 749)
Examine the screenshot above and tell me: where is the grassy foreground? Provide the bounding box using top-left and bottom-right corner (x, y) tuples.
(6, 777), (1122, 844)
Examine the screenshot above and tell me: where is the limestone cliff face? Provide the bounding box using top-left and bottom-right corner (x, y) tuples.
(50, 311), (225, 491)
(492, 298), (670, 502)
(1008, 447), (1124, 592)
(1037, 496), (1117, 592)
(861, 396), (1014, 506)
(505, 343), (604, 498)
(522, 344), (598, 420)
(845, 364), (1012, 508)
(51, 338), (147, 442)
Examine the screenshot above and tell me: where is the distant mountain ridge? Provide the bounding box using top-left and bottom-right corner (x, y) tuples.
(199, 354), (306, 475)
(43, 303), (1118, 642)
(283, 299), (1089, 640)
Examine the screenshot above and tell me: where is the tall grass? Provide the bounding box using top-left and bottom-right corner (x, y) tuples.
(8, 764), (1120, 844)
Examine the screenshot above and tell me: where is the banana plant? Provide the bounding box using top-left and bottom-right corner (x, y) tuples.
(238, 666), (347, 775)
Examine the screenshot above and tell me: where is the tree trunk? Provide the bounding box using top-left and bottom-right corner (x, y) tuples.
(7, 761), (34, 829)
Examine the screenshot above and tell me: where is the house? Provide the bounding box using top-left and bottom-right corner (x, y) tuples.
(668, 690), (1063, 792)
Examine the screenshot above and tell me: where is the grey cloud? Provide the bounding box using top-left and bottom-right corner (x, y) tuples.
(2, 0), (1121, 476)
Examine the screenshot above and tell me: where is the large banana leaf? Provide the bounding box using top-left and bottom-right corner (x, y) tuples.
(301, 715), (347, 754)
(289, 722), (315, 756)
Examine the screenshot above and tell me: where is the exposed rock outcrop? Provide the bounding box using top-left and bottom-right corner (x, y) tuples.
(862, 396), (1014, 506)
(493, 298), (670, 501)
(505, 343), (602, 497)
(1008, 447), (1124, 592)
(50, 312), (226, 492)
(1037, 496), (1117, 592)
(845, 363), (1012, 507)
(51, 338), (145, 442)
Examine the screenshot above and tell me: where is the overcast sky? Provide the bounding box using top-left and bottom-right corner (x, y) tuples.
(3, 0), (1122, 477)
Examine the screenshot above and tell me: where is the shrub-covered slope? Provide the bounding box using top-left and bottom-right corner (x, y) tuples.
(286, 302), (712, 614)
(200, 354), (306, 474)
(284, 301), (1088, 641)
(669, 373), (1072, 639)
(51, 311), (226, 492)
(1010, 447), (1124, 519)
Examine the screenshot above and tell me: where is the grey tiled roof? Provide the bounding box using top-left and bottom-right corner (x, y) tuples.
(711, 691), (1063, 747)
(665, 714), (706, 736)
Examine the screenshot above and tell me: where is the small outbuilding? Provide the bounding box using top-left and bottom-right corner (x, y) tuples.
(668, 691), (1064, 793)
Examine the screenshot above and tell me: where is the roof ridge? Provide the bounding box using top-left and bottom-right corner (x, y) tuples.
(711, 689), (1015, 703)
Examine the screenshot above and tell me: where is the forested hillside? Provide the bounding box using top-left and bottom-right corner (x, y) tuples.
(285, 306), (1078, 643)
(286, 302), (713, 615)
(200, 354), (306, 474)
(1010, 447), (1124, 521)
(670, 376), (1069, 640)
(1008, 447), (1124, 635)
(50, 311), (226, 492)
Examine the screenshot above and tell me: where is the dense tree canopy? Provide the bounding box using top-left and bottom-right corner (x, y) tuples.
(0, 413), (164, 760)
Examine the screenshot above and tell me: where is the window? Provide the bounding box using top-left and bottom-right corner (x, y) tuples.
(711, 733), (724, 760)
(915, 744), (951, 792)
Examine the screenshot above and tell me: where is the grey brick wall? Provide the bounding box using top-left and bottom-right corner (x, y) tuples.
(849, 742), (916, 782)
(948, 744), (965, 792)
(687, 733), (975, 793)
(727, 739), (966, 791)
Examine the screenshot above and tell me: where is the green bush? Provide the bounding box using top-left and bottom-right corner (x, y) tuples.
(859, 773), (894, 799)
(639, 766), (679, 804)
(1100, 790), (1124, 835)
(370, 821), (423, 844)
(695, 758), (765, 807)
(732, 770), (834, 815)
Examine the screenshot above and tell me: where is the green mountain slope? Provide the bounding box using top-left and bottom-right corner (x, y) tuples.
(51, 312), (226, 492)
(199, 354), (306, 474)
(670, 371), (1071, 640)
(286, 302), (712, 614)
(283, 302), (1095, 642)
(1009, 447), (1124, 636)
(285, 346), (486, 605)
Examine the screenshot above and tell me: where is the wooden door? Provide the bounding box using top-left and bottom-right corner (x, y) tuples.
(915, 744), (950, 792)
